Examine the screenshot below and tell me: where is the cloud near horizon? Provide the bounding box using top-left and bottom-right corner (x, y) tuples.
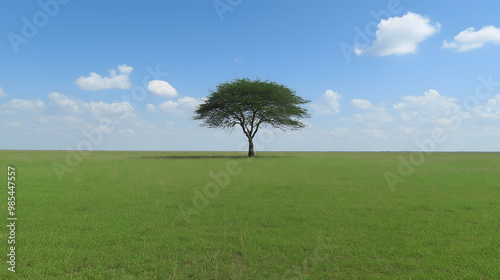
(48, 92), (136, 120)
(393, 89), (466, 126)
(0, 92), (137, 141)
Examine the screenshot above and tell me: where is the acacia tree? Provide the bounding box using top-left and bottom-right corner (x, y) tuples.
(193, 78), (310, 157)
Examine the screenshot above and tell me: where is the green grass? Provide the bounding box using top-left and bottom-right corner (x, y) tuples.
(0, 151), (499, 279)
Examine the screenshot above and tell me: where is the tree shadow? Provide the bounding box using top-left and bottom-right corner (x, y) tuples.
(138, 154), (283, 160)
(139, 155), (246, 160)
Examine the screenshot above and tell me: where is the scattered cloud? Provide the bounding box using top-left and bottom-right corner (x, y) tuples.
(87, 101), (135, 120)
(443, 25), (500, 52)
(351, 98), (373, 109)
(394, 89), (457, 111)
(353, 106), (393, 126)
(117, 64), (133, 75)
(0, 92), (138, 141)
(355, 12), (440, 56)
(47, 92), (135, 120)
(158, 101), (179, 114)
(74, 64), (133, 91)
(474, 94), (500, 119)
(0, 87), (8, 97)
(343, 98), (393, 127)
(178, 96), (202, 108)
(330, 127), (353, 137)
(146, 104), (156, 113)
(147, 80), (178, 97)
(158, 96), (202, 115)
(394, 89), (465, 125)
(4, 98), (44, 110)
(166, 120), (175, 129)
(398, 126), (418, 134)
(49, 92), (82, 113)
(118, 128), (136, 136)
(311, 89), (341, 114)
(360, 129), (388, 139)
(234, 54), (242, 63)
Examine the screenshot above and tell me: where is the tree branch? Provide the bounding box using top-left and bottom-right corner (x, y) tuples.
(240, 123), (249, 138)
(251, 116), (265, 138)
(235, 115), (249, 138)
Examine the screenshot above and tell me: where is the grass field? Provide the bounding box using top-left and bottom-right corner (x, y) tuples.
(0, 150), (499, 279)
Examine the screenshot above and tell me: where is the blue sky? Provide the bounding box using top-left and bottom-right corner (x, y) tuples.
(1, 0), (500, 151)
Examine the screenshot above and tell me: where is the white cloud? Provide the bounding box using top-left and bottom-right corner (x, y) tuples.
(331, 127), (353, 137)
(5, 98), (45, 109)
(166, 120), (175, 129)
(311, 89), (341, 114)
(353, 106), (393, 125)
(87, 101), (135, 120)
(344, 98), (393, 126)
(147, 80), (178, 97)
(146, 104), (156, 113)
(474, 94), (500, 119)
(117, 65), (133, 75)
(394, 89), (457, 111)
(398, 126), (418, 134)
(74, 64), (133, 91)
(158, 96), (202, 115)
(49, 92), (82, 113)
(234, 54), (242, 63)
(394, 89), (465, 125)
(118, 128), (136, 136)
(443, 26), (500, 52)
(178, 96), (201, 108)
(355, 12), (440, 56)
(351, 98), (373, 109)
(47, 92), (135, 120)
(158, 100), (181, 114)
(0, 87), (8, 97)
(360, 129), (388, 139)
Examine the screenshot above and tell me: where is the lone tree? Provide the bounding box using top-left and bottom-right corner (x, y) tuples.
(193, 78), (310, 157)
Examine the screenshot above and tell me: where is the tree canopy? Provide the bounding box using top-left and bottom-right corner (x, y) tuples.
(193, 78), (310, 157)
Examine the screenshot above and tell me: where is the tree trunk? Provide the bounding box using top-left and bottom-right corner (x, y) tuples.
(248, 137), (255, 157)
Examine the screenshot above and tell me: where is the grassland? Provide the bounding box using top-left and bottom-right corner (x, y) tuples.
(0, 150), (499, 279)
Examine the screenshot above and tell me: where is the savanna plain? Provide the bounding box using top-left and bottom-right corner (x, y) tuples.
(0, 150), (499, 279)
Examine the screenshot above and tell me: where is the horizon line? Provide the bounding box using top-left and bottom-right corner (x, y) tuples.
(1, 149), (499, 153)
